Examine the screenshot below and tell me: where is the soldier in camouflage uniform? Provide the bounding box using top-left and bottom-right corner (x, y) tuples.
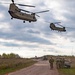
(49, 57), (54, 69)
(56, 58), (65, 69)
(56, 58), (61, 69)
(61, 58), (65, 68)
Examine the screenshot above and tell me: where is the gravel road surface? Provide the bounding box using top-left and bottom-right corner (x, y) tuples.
(8, 60), (59, 75)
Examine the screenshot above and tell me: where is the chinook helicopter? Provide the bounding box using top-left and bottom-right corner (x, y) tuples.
(50, 22), (66, 32)
(7, 0), (49, 23)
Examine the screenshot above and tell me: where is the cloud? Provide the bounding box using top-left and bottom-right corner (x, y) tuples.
(0, 13), (4, 20)
(0, 0), (75, 57)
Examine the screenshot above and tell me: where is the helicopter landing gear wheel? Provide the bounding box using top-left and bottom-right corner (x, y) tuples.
(11, 17), (13, 19)
(29, 21), (31, 23)
(23, 21), (25, 23)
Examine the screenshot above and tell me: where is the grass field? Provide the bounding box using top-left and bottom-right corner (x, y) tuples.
(59, 68), (75, 75)
(0, 58), (37, 75)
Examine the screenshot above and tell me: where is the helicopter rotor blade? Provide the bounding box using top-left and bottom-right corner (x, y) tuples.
(0, 2), (35, 7)
(2, 0), (35, 7)
(20, 9), (31, 13)
(57, 23), (64, 27)
(53, 22), (61, 24)
(55, 23), (75, 29)
(17, 4), (35, 7)
(35, 14), (40, 17)
(65, 26), (75, 29)
(44, 21), (61, 24)
(34, 10), (49, 13)
(34, 10), (49, 17)
(20, 9), (49, 17)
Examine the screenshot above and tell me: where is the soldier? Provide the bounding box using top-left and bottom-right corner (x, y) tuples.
(61, 58), (65, 68)
(56, 57), (65, 69)
(56, 58), (62, 69)
(49, 57), (54, 69)
(56, 58), (60, 69)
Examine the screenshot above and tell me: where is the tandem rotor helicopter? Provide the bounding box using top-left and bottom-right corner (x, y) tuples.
(5, 0), (49, 23)
(49, 22), (66, 32)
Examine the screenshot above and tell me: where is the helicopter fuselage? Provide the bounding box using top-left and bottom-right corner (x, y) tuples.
(50, 23), (66, 32)
(8, 3), (37, 22)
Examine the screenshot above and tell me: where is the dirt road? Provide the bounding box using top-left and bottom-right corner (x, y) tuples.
(8, 60), (59, 75)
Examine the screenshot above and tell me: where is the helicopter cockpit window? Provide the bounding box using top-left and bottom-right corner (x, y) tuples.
(31, 13), (35, 19)
(33, 16), (36, 19)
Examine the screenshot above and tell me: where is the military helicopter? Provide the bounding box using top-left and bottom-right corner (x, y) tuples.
(7, 0), (49, 23)
(50, 22), (66, 32)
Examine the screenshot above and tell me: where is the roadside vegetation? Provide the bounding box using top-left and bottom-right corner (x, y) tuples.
(58, 68), (75, 75)
(0, 53), (37, 75)
(58, 56), (75, 75)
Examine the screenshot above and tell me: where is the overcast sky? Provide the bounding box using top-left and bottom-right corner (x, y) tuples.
(0, 0), (75, 58)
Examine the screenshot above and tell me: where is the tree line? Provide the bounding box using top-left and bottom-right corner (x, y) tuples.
(0, 53), (21, 59)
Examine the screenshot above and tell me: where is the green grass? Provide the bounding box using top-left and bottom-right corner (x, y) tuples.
(0, 68), (14, 75)
(58, 68), (75, 75)
(0, 59), (37, 75)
